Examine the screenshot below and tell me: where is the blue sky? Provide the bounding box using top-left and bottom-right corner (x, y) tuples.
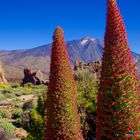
(0, 0), (140, 53)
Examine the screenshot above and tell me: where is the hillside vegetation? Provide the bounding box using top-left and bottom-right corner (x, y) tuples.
(0, 70), (98, 140)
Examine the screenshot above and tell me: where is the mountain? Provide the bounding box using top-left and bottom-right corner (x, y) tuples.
(0, 37), (140, 81)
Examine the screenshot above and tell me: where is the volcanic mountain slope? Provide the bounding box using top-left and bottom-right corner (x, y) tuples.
(0, 37), (140, 81)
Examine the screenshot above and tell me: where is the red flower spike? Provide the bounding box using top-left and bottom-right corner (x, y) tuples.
(45, 26), (84, 140)
(96, 0), (140, 139)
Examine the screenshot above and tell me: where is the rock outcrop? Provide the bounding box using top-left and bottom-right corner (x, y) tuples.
(74, 59), (102, 78)
(22, 68), (48, 85)
(0, 62), (8, 84)
(74, 59), (84, 71)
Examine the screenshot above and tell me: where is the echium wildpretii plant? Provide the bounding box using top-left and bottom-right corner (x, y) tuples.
(96, 0), (140, 139)
(45, 26), (84, 140)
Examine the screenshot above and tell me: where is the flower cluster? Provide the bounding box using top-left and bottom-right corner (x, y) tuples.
(45, 27), (83, 140)
(96, 0), (140, 139)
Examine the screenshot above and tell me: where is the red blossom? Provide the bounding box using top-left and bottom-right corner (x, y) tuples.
(45, 27), (83, 140)
(96, 0), (140, 139)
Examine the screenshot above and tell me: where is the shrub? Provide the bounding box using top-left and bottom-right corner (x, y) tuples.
(22, 88), (32, 95)
(11, 98), (20, 106)
(75, 69), (97, 83)
(23, 82), (34, 88)
(19, 110), (31, 128)
(11, 83), (21, 88)
(26, 109), (44, 140)
(4, 92), (16, 99)
(0, 94), (5, 101)
(36, 93), (46, 117)
(76, 70), (98, 139)
(12, 108), (23, 119)
(20, 91), (47, 139)
(32, 85), (47, 96)
(22, 100), (34, 111)
(0, 84), (11, 89)
(0, 127), (15, 140)
(20, 108), (45, 140)
(0, 110), (9, 118)
(0, 119), (15, 134)
(2, 89), (12, 94)
(76, 70), (98, 114)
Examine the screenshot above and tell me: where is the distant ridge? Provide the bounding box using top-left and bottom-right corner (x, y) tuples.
(0, 37), (140, 81)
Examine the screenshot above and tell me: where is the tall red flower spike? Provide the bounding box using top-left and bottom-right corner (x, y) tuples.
(96, 0), (140, 139)
(45, 27), (84, 140)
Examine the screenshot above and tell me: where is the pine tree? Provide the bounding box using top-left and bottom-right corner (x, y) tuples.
(45, 27), (84, 140)
(96, 0), (140, 139)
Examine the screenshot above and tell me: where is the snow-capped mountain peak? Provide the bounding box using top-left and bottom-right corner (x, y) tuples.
(81, 37), (96, 45)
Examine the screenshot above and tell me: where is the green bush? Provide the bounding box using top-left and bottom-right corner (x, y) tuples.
(36, 93), (46, 117)
(75, 69), (98, 139)
(77, 80), (97, 114)
(23, 82), (34, 88)
(0, 84), (14, 99)
(0, 94), (5, 101)
(0, 83), (47, 100)
(2, 89), (12, 94)
(14, 89), (24, 97)
(21, 92), (46, 140)
(19, 110), (31, 128)
(0, 119), (15, 134)
(0, 110), (9, 118)
(4, 92), (16, 99)
(11, 82), (21, 88)
(0, 83), (47, 139)
(0, 127), (15, 140)
(23, 100), (34, 111)
(75, 69), (97, 83)
(11, 98), (20, 105)
(0, 84), (11, 89)
(12, 108), (23, 119)
(32, 85), (47, 96)
(26, 109), (45, 140)
(76, 69), (98, 114)
(20, 109), (45, 140)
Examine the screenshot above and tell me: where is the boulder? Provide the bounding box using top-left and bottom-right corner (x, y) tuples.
(0, 62), (8, 84)
(0, 100), (11, 106)
(22, 68), (47, 85)
(22, 68), (36, 85)
(74, 60), (102, 78)
(74, 59), (84, 71)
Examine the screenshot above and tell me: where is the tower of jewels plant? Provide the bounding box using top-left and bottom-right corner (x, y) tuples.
(96, 0), (140, 139)
(45, 27), (84, 140)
